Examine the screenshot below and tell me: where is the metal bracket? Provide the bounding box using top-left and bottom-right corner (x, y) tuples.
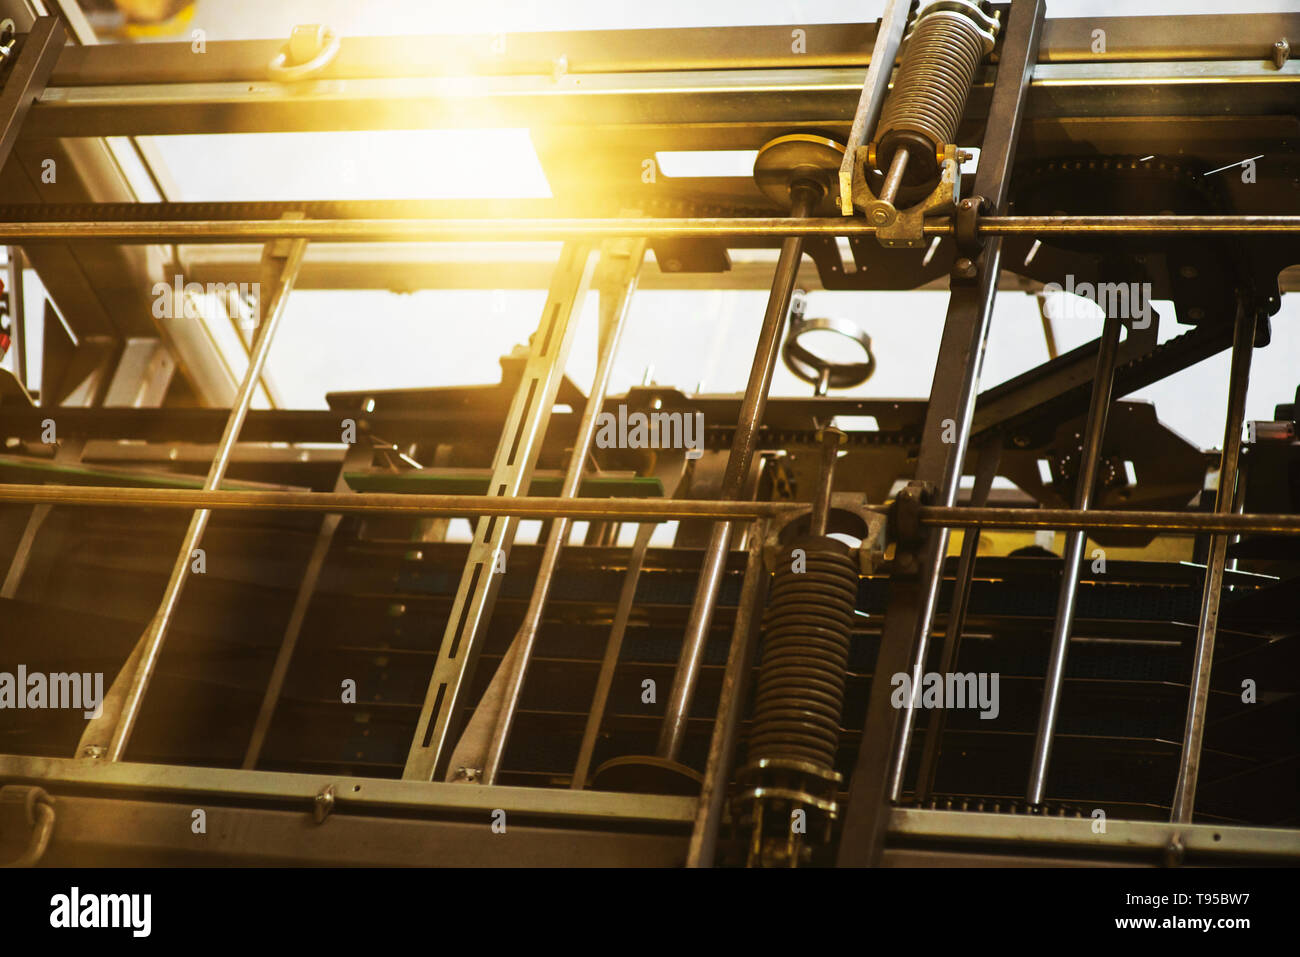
(762, 492), (887, 576)
(853, 146), (960, 248)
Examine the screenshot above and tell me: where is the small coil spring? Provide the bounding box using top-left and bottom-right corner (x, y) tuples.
(748, 538), (859, 771)
(876, 3), (996, 181)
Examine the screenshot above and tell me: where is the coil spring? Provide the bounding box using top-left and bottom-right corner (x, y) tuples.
(748, 538), (859, 771)
(876, 4), (993, 176)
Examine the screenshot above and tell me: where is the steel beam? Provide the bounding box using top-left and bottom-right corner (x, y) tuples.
(468, 240), (646, 785)
(837, 0), (1046, 868)
(23, 56), (1300, 139)
(402, 242), (598, 782)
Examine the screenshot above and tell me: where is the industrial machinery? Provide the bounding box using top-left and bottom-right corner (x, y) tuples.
(0, 0), (1297, 870)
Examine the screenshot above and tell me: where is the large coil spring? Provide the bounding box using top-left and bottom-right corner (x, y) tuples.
(748, 538), (859, 771)
(876, 2), (997, 183)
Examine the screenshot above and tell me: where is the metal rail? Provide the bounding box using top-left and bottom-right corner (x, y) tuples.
(0, 215), (1295, 243)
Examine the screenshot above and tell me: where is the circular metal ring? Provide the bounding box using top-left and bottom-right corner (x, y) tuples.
(782, 315), (875, 391)
(268, 25), (341, 81)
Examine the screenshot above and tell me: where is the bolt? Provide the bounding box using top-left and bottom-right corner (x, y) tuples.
(953, 257), (978, 279)
(1272, 38), (1290, 70)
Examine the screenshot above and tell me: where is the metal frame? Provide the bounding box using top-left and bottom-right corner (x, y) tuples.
(0, 8), (1296, 868)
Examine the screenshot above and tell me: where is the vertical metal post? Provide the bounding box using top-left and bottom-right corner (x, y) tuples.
(655, 185), (816, 762)
(0, 18), (64, 175)
(241, 439), (373, 769)
(686, 517), (769, 867)
(837, 0), (1044, 867)
(78, 239), (308, 762)
(402, 242), (599, 782)
(1026, 309), (1124, 805)
(1171, 305), (1257, 822)
(476, 240), (646, 785)
(7, 247), (25, 389)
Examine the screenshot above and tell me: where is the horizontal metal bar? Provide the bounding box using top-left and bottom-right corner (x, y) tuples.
(0, 215), (1295, 244)
(37, 794), (689, 867)
(26, 56), (1300, 139)
(0, 755), (695, 825)
(890, 808), (1300, 860)
(1, 482), (1296, 537)
(44, 16), (1300, 88)
(922, 506), (1300, 537)
(0, 482), (799, 520)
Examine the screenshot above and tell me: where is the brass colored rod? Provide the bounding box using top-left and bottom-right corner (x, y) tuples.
(0, 215), (1295, 243)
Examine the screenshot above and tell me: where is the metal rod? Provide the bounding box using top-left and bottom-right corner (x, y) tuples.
(886, 250), (1005, 805)
(0, 215), (1295, 244)
(1171, 305), (1257, 823)
(480, 242), (645, 785)
(0, 483), (801, 520)
(1027, 310), (1125, 805)
(920, 507), (1300, 536)
(241, 441), (372, 769)
(6, 247), (25, 389)
(655, 183), (817, 762)
(914, 439), (1001, 802)
(76, 238), (308, 762)
(571, 522), (657, 789)
(810, 427), (844, 537)
(878, 148), (911, 207)
(2, 481), (1298, 536)
(686, 518), (770, 867)
(838, 0), (911, 214)
(1, 475), (1295, 539)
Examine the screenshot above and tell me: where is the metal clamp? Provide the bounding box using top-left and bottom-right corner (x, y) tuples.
(853, 144), (961, 248)
(955, 194), (987, 253)
(0, 785), (55, 867)
(268, 25), (340, 81)
(892, 480), (934, 547)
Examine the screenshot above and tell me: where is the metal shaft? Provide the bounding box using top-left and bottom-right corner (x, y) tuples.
(810, 427), (844, 537)
(480, 243), (644, 785)
(4, 481), (1300, 536)
(879, 147), (911, 207)
(571, 521), (657, 789)
(1027, 309), (1124, 805)
(1171, 305), (1257, 823)
(78, 238), (308, 762)
(0, 215), (1295, 244)
(914, 439), (1000, 801)
(656, 183), (816, 761)
(686, 518), (769, 867)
